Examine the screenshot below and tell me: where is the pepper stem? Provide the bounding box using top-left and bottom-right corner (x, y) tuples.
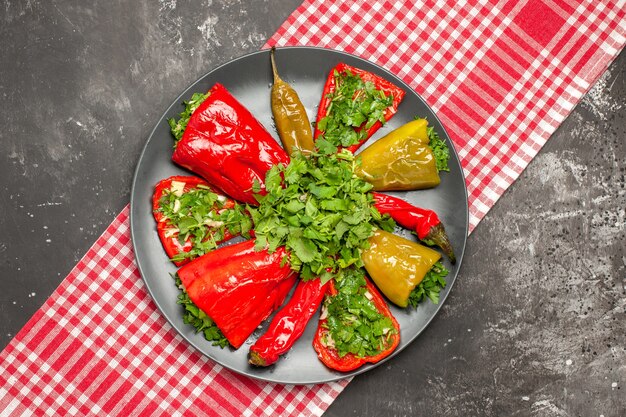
(425, 223), (456, 264)
(249, 350), (269, 367)
(270, 46), (281, 83)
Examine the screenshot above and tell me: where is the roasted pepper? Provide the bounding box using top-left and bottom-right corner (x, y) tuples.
(178, 240), (297, 349)
(372, 192), (455, 263)
(313, 274), (400, 372)
(314, 63), (405, 153)
(270, 47), (315, 155)
(152, 175), (239, 266)
(361, 229), (441, 308)
(249, 278), (328, 367)
(356, 119), (440, 190)
(172, 83), (290, 205)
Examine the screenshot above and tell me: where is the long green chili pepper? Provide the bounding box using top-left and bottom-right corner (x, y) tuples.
(270, 47), (315, 155)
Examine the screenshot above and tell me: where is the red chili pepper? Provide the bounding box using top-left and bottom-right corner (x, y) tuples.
(178, 240), (297, 348)
(172, 83), (290, 205)
(312, 278), (400, 372)
(152, 175), (237, 266)
(248, 279), (329, 367)
(372, 192), (455, 263)
(313, 63), (405, 153)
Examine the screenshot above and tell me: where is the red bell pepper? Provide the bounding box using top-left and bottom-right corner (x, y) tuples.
(152, 175), (237, 266)
(249, 279), (329, 367)
(372, 192), (455, 263)
(178, 240), (297, 349)
(313, 63), (405, 153)
(172, 83), (290, 205)
(312, 278), (400, 372)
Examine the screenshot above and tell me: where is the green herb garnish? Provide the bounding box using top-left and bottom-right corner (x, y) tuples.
(322, 268), (396, 358)
(157, 183), (252, 262)
(412, 117), (450, 173)
(317, 69), (393, 150)
(407, 261), (449, 307)
(427, 125), (450, 172)
(168, 92), (210, 146)
(249, 150), (395, 283)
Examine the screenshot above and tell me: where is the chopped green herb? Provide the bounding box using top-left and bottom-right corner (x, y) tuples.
(322, 268), (396, 358)
(174, 275), (228, 347)
(428, 125), (450, 172)
(407, 261), (449, 307)
(248, 150), (395, 282)
(157, 184), (252, 262)
(421, 123), (450, 174)
(412, 117), (450, 173)
(317, 69), (394, 150)
(168, 92), (210, 146)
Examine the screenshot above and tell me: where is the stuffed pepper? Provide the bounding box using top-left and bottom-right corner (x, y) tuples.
(314, 63), (405, 153)
(172, 83), (289, 205)
(152, 175), (251, 266)
(177, 240), (297, 349)
(313, 268), (400, 372)
(356, 118), (440, 190)
(361, 229), (445, 308)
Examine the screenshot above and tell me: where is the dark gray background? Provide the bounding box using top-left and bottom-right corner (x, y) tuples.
(1, 1), (624, 416)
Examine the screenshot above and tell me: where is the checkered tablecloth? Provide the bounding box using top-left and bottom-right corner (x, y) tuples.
(1, 1), (624, 416)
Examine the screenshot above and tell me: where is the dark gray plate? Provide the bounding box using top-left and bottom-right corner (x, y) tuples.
(130, 46), (468, 384)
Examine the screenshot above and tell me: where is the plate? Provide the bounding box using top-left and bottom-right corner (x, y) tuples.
(130, 46), (468, 384)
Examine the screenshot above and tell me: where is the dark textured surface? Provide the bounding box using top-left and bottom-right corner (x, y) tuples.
(1, 1), (624, 416)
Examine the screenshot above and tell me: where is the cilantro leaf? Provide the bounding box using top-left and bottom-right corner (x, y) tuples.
(252, 151), (381, 279)
(287, 236), (319, 263)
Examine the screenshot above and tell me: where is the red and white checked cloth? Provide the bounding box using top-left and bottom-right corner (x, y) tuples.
(1, 1), (624, 416)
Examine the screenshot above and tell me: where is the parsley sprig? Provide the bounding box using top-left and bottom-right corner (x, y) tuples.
(316, 69), (393, 150)
(249, 150), (395, 283)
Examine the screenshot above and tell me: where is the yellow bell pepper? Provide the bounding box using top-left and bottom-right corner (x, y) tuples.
(356, 119), (440, 191)
(361, 229), (441, 307)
